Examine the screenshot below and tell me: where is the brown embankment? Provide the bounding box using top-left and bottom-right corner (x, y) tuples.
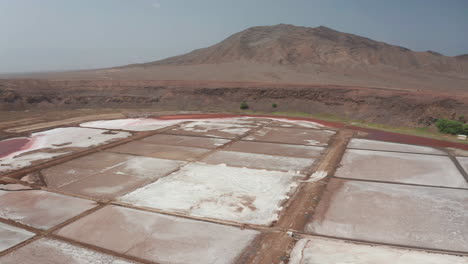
(1, 79), (467, 127)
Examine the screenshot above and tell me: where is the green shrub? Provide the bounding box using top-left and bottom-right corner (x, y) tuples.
(463, 124), (468, 135)
(240, 101), (249, 110)
(435, 118), (467, 135)
(272, 103), (278, 108)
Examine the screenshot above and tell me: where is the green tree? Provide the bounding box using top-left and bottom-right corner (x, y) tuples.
(435, 118), (465, 135)
(240, 101), (249, 110)
(463, 124), (468, 135)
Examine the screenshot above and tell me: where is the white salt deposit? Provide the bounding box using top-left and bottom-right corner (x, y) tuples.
(0, 222), (34, 251)
(0, 152), (69, 173)
(0, 186), (97, 229)
(80, 116), (326, 132)
(289, 237), (468, 264)
(267, 118), (323, 129)
(56, 205), (259, 264)
(348, 138), (447, 155)
(337, 149), (468, 188)
(80, 118), (185, 131)
(81, 117), (255, 132)
(120, 163), (301, 225)
(306, 180), (468, 252)
(203, 150), (316, 172)
(0, 127), (130, 173)
(119, 156), (184, 177)
(0, 238), (138, 264)
(307, 171), (328, 182)
(176, 121), (252, 136)
(305, 139), (321, 146)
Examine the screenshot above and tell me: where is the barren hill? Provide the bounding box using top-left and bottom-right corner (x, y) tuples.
(5, 24), (468, 92)
(140, 24), (467, 74)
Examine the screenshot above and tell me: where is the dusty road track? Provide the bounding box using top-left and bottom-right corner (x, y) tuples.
(242, 129), (354, 263)
(0, 118), (45, 129)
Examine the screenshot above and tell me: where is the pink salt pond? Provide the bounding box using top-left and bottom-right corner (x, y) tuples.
(0, 127), (130, 173)
(0, 138), (32, 159)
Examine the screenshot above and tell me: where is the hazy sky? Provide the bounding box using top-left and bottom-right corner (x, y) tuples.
(1, 0), (467, 73)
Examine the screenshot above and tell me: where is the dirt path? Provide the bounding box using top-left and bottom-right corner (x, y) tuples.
(241, 129), (354, 264)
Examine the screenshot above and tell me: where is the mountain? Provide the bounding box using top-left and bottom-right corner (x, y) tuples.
(136, 24), (466, 74)
(6, 24), (468, 92)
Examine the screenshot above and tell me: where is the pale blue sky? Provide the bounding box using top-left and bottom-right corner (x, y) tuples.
(1, 0), (467, 73)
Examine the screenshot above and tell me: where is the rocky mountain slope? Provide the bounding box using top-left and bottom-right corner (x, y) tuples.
(139, 24), (467, 74)
(4, 24), (468, 92)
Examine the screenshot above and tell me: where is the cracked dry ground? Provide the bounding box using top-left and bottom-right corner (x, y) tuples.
(0, 115), (467, 264)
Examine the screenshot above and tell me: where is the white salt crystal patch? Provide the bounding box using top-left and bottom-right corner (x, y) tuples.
(0, 127), (130, 173)
(203, 151), (314, 172)
(242, 128), (271, 140)
(81, 117), (257, 132)
(0, 184), (32, 191)
(176, 120), (254, 136)
(15, 127), (130, 153)
(305, 139), (321, 146)
(121, 156), (185, 178)
(56, 205), (259, 264)
(120, 163), (301, 225)
(288, 239), (309, 264)
(0, 222), (34, 251)
(81, 118), (185, 131)
(0, 238), (138, 264)
(219, 127), (251, 135)
(307, 171), (328, 182)
(180, 119), (256, 131)
(306, 180), (468, 252)
(348, 138), (446, 155)
(289, 237), (468, 264)
(80, 117), (328, 132)
(84, 185), (125, 195)
(98, 160), (129, 173)
(267, 118), (323, 129)
(338, 149), (468, 188)
(0, 152), (69, 173)
(0, 188), (97, 230)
